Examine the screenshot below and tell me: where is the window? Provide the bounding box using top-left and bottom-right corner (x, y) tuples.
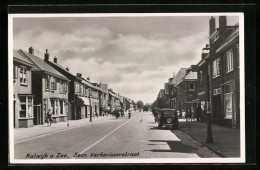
(13, 65), (18, 79)
(20, 66), (27, 84)
(224, 83), (233, 119)
(50, 77), (57, 90)
(46, 75), (50, 89)
(75, 83), (79, 93)
(189, 82), (195, 91)
(19, 96), (33, 118)
(226, 49), (233, 73)
(213, 88), (221, 95)
(51, 100), (55, 115)
(212, 58), (220, 78)
(199, 70), (203, 83)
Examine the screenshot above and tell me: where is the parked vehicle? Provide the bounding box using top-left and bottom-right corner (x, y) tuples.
(143, 105), (149, 112)
(158, 109), (178, 129)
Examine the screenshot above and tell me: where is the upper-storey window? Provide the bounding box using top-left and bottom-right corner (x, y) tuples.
(46, 75), (50, 89)
(212, 58), (220, 78)
(188, 82), (195, 91)
(13, 65), (19, 79)
(20, 66), (28, 85)
(50, 77), (57, 90)
(226, 49), (234, 73)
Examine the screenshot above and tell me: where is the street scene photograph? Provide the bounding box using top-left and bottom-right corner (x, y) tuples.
(8, 13), (244, 164)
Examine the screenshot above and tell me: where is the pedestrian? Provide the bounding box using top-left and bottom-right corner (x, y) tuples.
(46, 109), (52, 127)
(196, 104), (202, 122)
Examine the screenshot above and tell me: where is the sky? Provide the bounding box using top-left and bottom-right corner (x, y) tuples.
(13, 14), (239, 104)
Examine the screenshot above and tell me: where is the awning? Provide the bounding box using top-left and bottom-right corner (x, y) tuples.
(78, 96), (90, 105)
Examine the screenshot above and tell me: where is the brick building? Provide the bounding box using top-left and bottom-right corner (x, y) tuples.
(19, 48), (70, 125)
(207, 16), (240, 128)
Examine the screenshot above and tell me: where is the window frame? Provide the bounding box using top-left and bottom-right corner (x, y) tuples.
(18, 95), (34, 119)
(212, 58), (220, 78)
(226, 49), (234, 73)
(188, 82), (195, 91)
(20, 65), (28, 85)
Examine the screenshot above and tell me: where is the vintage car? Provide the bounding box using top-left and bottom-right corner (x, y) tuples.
(158, 109), (178, 129)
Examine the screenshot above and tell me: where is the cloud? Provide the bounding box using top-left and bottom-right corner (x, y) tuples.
(13, 15), (239, 103)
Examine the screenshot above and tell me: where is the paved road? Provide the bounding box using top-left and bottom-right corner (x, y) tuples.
(14, 111), (218, 159)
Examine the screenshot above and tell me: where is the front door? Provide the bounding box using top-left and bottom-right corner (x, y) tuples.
(33, 105), (41, 125)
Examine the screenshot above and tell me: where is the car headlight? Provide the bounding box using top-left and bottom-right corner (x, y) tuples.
(166, 118), (173, 123)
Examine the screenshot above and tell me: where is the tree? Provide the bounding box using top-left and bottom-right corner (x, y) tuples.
(136, 100), (144, 109)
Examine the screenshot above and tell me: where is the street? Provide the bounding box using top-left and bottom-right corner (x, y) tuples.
(14, 111), (219, 159)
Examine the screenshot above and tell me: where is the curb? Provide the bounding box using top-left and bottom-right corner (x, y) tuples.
(178, 128), (225, 158)
(14, 116), (113, 143)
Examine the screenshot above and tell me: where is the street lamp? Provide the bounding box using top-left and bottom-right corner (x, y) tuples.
(202, 44), (214, 144)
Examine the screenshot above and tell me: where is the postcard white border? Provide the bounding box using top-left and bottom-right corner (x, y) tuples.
(8, 13), (245, 164)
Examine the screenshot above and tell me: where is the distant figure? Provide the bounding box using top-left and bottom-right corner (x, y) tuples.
(196, 104), (202, 122)
(46, 109), (52, 127)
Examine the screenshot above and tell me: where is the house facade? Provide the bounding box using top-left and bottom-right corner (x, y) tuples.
(19, 48), (70, 125)
(208, 16), (240, 128)
(174, 67), (198, 115)
(125, 98), (134, 111)
(13, 50), (36, 128)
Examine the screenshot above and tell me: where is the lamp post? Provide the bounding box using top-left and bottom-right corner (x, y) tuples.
(202, 44), (214, 144)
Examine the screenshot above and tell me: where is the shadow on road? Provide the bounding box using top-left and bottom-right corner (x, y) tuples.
(145, 140), (197, 153)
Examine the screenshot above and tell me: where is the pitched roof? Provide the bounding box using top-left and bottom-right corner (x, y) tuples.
(19, 50), (68, 80)
(47, 60), (79, 79)
(174, 68), (187, 86)
(184, 71), (197, 80)
(13, 50), (35, 67)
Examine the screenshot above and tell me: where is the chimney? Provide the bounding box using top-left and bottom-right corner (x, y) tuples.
(76, 73), (82, 78)
(87, 77), (90, 81)
(201, 53), (208, 60)
(54, 56), (57, 63)
(44, 49), (49, 61)
(209, 16), (216, 36)
(66, 66), (69, 71)
(29, 47), (34, 55)
(219, 16), (227, 29)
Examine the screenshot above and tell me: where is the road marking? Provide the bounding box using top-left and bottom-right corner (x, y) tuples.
(73, 114), (138, 158)
(14, 118), (112, 144)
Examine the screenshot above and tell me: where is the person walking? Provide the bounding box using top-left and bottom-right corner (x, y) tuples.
(196, 104), (202, 122)
(46, 109), (52, 127)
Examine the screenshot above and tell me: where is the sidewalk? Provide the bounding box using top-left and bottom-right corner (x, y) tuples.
(178, 120), (240, 157)
(14, 115), (114, 142)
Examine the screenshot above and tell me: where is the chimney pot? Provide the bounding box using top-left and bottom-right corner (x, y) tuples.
(44, 49), (49, 61)
(76, 73), (82, 78)
(219, 16), (227, 29)
(54, 56), (57, 63)
(66, 66), (69, 71)
(87, 77), (90, 80)
(29, 47), (34, 55)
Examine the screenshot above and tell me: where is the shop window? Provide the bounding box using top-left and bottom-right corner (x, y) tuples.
(20, 66), (27, 85)
(212, 58), (220, 78)
(51, 100), (55, 115)
(226, 49), (234, 73)
(19, 96), (33, 118)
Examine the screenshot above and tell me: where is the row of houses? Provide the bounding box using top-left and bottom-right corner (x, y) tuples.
(13, 48), (137, 128)
(155, 16), (240, 129)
